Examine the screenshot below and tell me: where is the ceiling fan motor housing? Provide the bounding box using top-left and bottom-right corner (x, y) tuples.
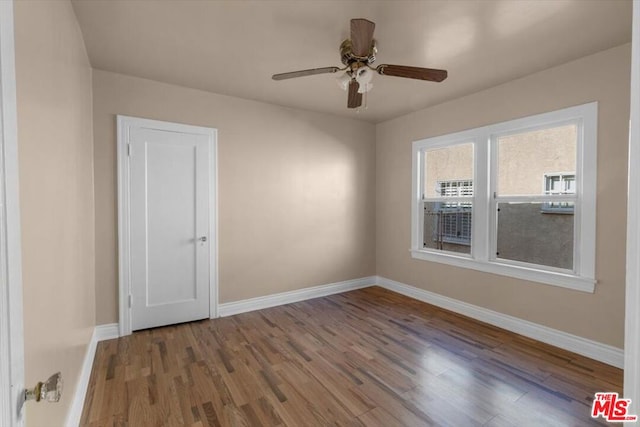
(340, 39), (377, 67)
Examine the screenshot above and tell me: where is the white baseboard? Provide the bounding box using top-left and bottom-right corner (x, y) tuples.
(93, 323), (119, 342)
(376, 276), (624, 369)
(65, 323), (119, 427)
(218, 276), (377, 317)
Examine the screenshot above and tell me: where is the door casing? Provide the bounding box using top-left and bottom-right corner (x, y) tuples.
(0, 1), (25, 425)
(117, 115), (218, 336)
(625, 0), (640, 415)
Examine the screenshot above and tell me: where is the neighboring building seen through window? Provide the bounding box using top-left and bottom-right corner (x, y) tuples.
(495, 125), (577, 269)
(425, 180), (473, 249)
(421, 143), (473, 255)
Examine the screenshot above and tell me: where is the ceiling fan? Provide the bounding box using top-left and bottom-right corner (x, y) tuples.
(272, 18), (448, 109)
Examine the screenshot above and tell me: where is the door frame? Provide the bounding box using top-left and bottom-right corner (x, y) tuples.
(0, 1), (25, 425)
(625, 0), (640, 415)
(117, 115), (218, 336)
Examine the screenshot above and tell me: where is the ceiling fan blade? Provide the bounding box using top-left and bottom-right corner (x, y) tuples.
(376, 64), (448, 82)
(348, 80), (362, 108)
(351, 18), (375, 57)
(272, 66), (340, 81)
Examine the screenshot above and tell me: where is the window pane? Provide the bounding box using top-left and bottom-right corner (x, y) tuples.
(565, 176), (575, 192)
(423, 143), (474, 198)
(423, 201), (472, 254)
(496, 202), (574, 269)
(497, 124), (576, 196)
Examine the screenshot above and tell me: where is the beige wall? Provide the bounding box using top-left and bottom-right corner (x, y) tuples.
(376, 43), (630, 348)
(93, 70), (376, 324)
(14, 0), (95, 425)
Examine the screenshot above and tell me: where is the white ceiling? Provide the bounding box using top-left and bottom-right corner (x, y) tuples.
(71, 0), (632, 123)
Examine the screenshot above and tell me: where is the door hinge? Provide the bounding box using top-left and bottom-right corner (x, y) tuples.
(128, 294), (132, 307)
(127, 143), (131, 157)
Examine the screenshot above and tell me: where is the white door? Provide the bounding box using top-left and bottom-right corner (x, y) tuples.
(126, 118), (214, 331)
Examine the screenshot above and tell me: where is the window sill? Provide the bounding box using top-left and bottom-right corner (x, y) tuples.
(410, 249), (596, 293)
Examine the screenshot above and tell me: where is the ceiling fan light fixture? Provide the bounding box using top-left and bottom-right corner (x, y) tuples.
(336, 72), (351, 91)
(355, 67), (372, 84)
(355, 67), (373, 93)
(357, 82), (372, 94)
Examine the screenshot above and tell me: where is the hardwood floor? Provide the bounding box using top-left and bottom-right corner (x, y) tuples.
(80, 287), (622, 426)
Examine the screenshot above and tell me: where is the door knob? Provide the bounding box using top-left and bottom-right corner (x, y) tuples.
(25, 372), (62, 403)
(197, 236), (207, 242)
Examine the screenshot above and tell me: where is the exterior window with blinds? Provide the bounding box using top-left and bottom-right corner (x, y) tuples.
(439, 180), (473, 197)
(425, 180), (473, 248)
(542, 173), (575, 212)
(411, 102), (597, 292)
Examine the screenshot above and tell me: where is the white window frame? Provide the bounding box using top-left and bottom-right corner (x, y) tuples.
(411, 102), (597, 293)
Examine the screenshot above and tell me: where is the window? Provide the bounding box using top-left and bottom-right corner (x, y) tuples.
(438, 180), (474, 197)
(542, 173), (575, 212)
(411, 103), (597, 292)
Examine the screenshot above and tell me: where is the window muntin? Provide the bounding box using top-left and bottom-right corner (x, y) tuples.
(411, 102), (597, 292)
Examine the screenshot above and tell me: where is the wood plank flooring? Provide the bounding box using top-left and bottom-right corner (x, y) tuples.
(80, 287), (623, 426)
